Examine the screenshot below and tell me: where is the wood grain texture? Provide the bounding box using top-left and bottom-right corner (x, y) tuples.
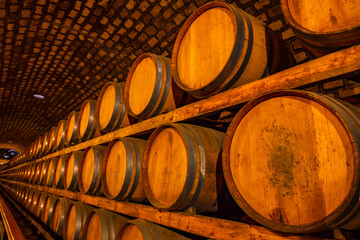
(1, 180), (328, 240)
(63, 202), (93, 240)
(143, 124), (224, 212)
(102, 138), (146, 202)
(64, 151), (83, 191)
(2, 45), (360, 173)
(79, 146), (106, 195)
(78, 100), (99, 141)
(83, 209), (128, 240)
(172, 1), (268, 98)
(55, 120), (67, 150)
(96, 82), (131, 133)
(281, 0), (360, 56)
(117, 219), (190, 240)
(286, 0), (360, 33)
(65, 111), (79, 146)
(223, 90), (360, 233)
(125, 53), (176, 119)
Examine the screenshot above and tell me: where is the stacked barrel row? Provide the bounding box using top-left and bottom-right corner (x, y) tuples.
(3, 183), (194, 240)
(2, 0), (360, 237)
(17, 0), (295, 165)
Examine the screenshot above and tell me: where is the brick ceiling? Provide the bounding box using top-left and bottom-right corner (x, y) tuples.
(0, 0), (309, 154)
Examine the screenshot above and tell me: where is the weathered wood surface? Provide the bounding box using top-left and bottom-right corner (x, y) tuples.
(2, 45), (360, 173)
(0, 179), (330, 240)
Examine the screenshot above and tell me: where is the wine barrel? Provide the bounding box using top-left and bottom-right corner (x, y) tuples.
(40, 131), (50, 156)
(29, 162), (37, 184)
(125, 53), (191, 119)
(117, 219), (190, 240)
(28, 142), (35, 160)
(34, 136), (42, 158)
(34, 192), (47, 217)
(78, 99), (100, 141)
(78, 145), (106, 195)
(102, 138), (147, 202)
(95, 82), (132, 133)
(29, 190), (40, 213)
(47, 126), (56, 153)
(63, 202), (93, 240)
(36, 160), (46, 185)
(55, 120), (67, 150)
(51, 197), (71, 236)
(53, 155), (68, 188)
(142, 123), (224, 212)
(44, 158), (55, 187)
(33, 161), (42, 184)
(82, 209), (128, 240)
(281, 0), (360, 57)
(23, 189), (32, 207)
(65, 111), (80, 146)
(64, 151), (83, 191)
(171, 1), (293, 98)
(223, 90), (360, 233)
(41, 194), (56, 225)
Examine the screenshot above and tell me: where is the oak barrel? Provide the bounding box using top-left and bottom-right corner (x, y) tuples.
(44, 158), (56, 187)
(142, 123), (224, 212)
(95, 82), (131, 133)
(36, 160), (46, 185)
(29, 190), (40, 213)
(34, 192), (47, 217)
(223, 90), (360, 233)
(125, 53), (184, 119)
(171, 1), (292, 98)
(47, 126), (56, 153)
(41, 194), (56, 225)
(53, 155), (68, 188)
(63, 202), (93, 240)
(116, 219), (190, 240)
(64, 151), (83, 191)
(82, 209), (128, 240)
(55, 120), (67, 150)
(51, 197), (71, 236)
(40, 131), (50, 156)
(65, 111), (80, 146)
(78, 145), (106, 195)
(281, 0), (360, 57)
(78, 99), (99, 141)
(34, 137), (42, 158)
(102, 138), (146, 202)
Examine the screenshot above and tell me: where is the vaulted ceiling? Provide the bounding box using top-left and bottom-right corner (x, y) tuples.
(0, 0), (307, 154)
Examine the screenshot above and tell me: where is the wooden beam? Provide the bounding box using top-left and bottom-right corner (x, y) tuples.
(0, 194), (25, 240)
(2, 45), (360, 173)
(0, 179), (330, 240)
(0, 186), (55, 240)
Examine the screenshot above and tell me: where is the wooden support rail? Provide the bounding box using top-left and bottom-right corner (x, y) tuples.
(0, 179), (331, 240)
(0, 193), (25, 240)
(0, 187), (55, 240)
(2, 45), (360, 173)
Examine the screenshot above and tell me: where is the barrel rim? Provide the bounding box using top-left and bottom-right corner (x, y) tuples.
(171, 1), (249, 97)
(102, 138), (142, 200)
(95, 82), (125, 132)
(63, 151), (82, 191)
(280, 0), (360, 37)
(41, 193), (55, 224)
(78, 99), (98, 141)
(142, 123), (200, 210)
(64, 111), (79, 146)
(124, 53), (172, 119)
(47, 126), (57, 153)
(55, 119), (67, 150)
(53, 155), (67, 188)
(222, 89), (360, 233)
(78, 146), (105, 195)
(82, 209), (115, 240)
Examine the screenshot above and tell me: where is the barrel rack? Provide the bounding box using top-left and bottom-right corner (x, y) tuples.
(1, 45), (360, 240)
